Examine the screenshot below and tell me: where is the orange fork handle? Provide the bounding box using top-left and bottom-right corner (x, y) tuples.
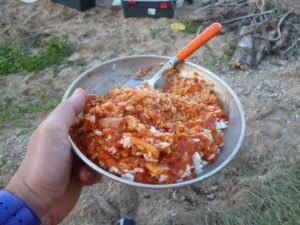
(176, 23), (222, 62)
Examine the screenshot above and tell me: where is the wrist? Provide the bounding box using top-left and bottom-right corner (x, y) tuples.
(0, 190), (41, 225)
(6, 175), (52, 225)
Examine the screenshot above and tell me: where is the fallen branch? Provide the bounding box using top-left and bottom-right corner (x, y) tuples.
(257, 0), (271, 30)
(254, 28), (270, 65)
(221, 10), (273, 24)
(198, 0), (247, 11)
(268, 9), (295, 42)
(230, 26), (254, 70)
(195, 0), (226, 13)
(272, 25), (290, 51)
(190, 1), (299, 68)
(280, 37), (300, 57)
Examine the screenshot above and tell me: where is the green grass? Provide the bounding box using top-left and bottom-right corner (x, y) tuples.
(197, 40), (237, 72)
(296, 48), (300, 57)
(200, 52), (223, 73)
(202, 60), (222, 73)
(265, 0), (278, 10)
(249, 167), (300, 225)
(222, 40), (237, 65)
(0, 35), (72, 75)
(150, 28), (166, 39)
(265, 0), (287, 14)
(182, 21), (202, 35)
(203, 161), (300, 225)
(201, 40), (237, 69)
(0, 96), (60, 128)
(224, 40), (237, 56)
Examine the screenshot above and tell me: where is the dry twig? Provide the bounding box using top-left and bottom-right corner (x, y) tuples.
(268, 9), (295, 42)
(281, 37), (300, 57)
(221, 10), (273, 24)
(193, 1), (299, 68)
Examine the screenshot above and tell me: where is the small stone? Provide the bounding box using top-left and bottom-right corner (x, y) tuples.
(143, 193), (151, 199)
(206, 193), (215, 201)
(269, 60), (284, 66)
(243, 90), (251, 96)
(180, 195), (186, 201)
(211, 185), (219, 191)
(172, 191), (177, 199)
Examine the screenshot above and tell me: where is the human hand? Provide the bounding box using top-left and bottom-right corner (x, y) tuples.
(6, 88), (101, 225)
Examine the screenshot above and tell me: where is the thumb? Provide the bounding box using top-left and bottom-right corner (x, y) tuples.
(44, 88), (86, 131)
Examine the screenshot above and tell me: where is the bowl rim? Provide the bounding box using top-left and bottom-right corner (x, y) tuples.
(63, 55), (246, 189)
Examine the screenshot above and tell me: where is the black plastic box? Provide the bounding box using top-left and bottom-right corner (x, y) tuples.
(52, 0), (96, 11)
(122, 0), (175, 18)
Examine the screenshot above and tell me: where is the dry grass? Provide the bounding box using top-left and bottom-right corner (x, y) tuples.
(203, 161), (300, 225)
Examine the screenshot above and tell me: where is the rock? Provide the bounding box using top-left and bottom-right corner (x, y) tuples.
(190, 183), (206, 195)
(172, 191), (177, 199)
(142, 193), (151, 199)
(211, 185), (219, 192)
(206, 193), (216, 201)
(269, 59), (285, 66)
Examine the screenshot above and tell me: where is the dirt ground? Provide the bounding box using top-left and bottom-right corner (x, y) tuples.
(0, 0), (299, 225)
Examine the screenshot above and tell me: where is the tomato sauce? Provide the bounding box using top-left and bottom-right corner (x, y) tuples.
(70, 72), (228, 184)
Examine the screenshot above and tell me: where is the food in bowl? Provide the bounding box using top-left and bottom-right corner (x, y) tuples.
(70, 71), (228, 184)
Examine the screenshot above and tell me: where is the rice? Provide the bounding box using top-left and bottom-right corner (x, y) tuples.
(120, 136), (132, 148)
(109, 166), (120, 174)
(193, 152), (208, 176)
(121, 173), (135, 182)
(70, 70), (228, 184)
(94, 130), (102, 135)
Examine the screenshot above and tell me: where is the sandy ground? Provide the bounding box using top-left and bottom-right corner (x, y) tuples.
(0, 0), (300, 224)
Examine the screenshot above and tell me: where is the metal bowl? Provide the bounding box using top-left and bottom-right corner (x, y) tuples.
(63, 55), (246, 189)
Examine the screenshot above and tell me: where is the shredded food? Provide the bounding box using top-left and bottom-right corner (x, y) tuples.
(70, 72), (228, 184)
